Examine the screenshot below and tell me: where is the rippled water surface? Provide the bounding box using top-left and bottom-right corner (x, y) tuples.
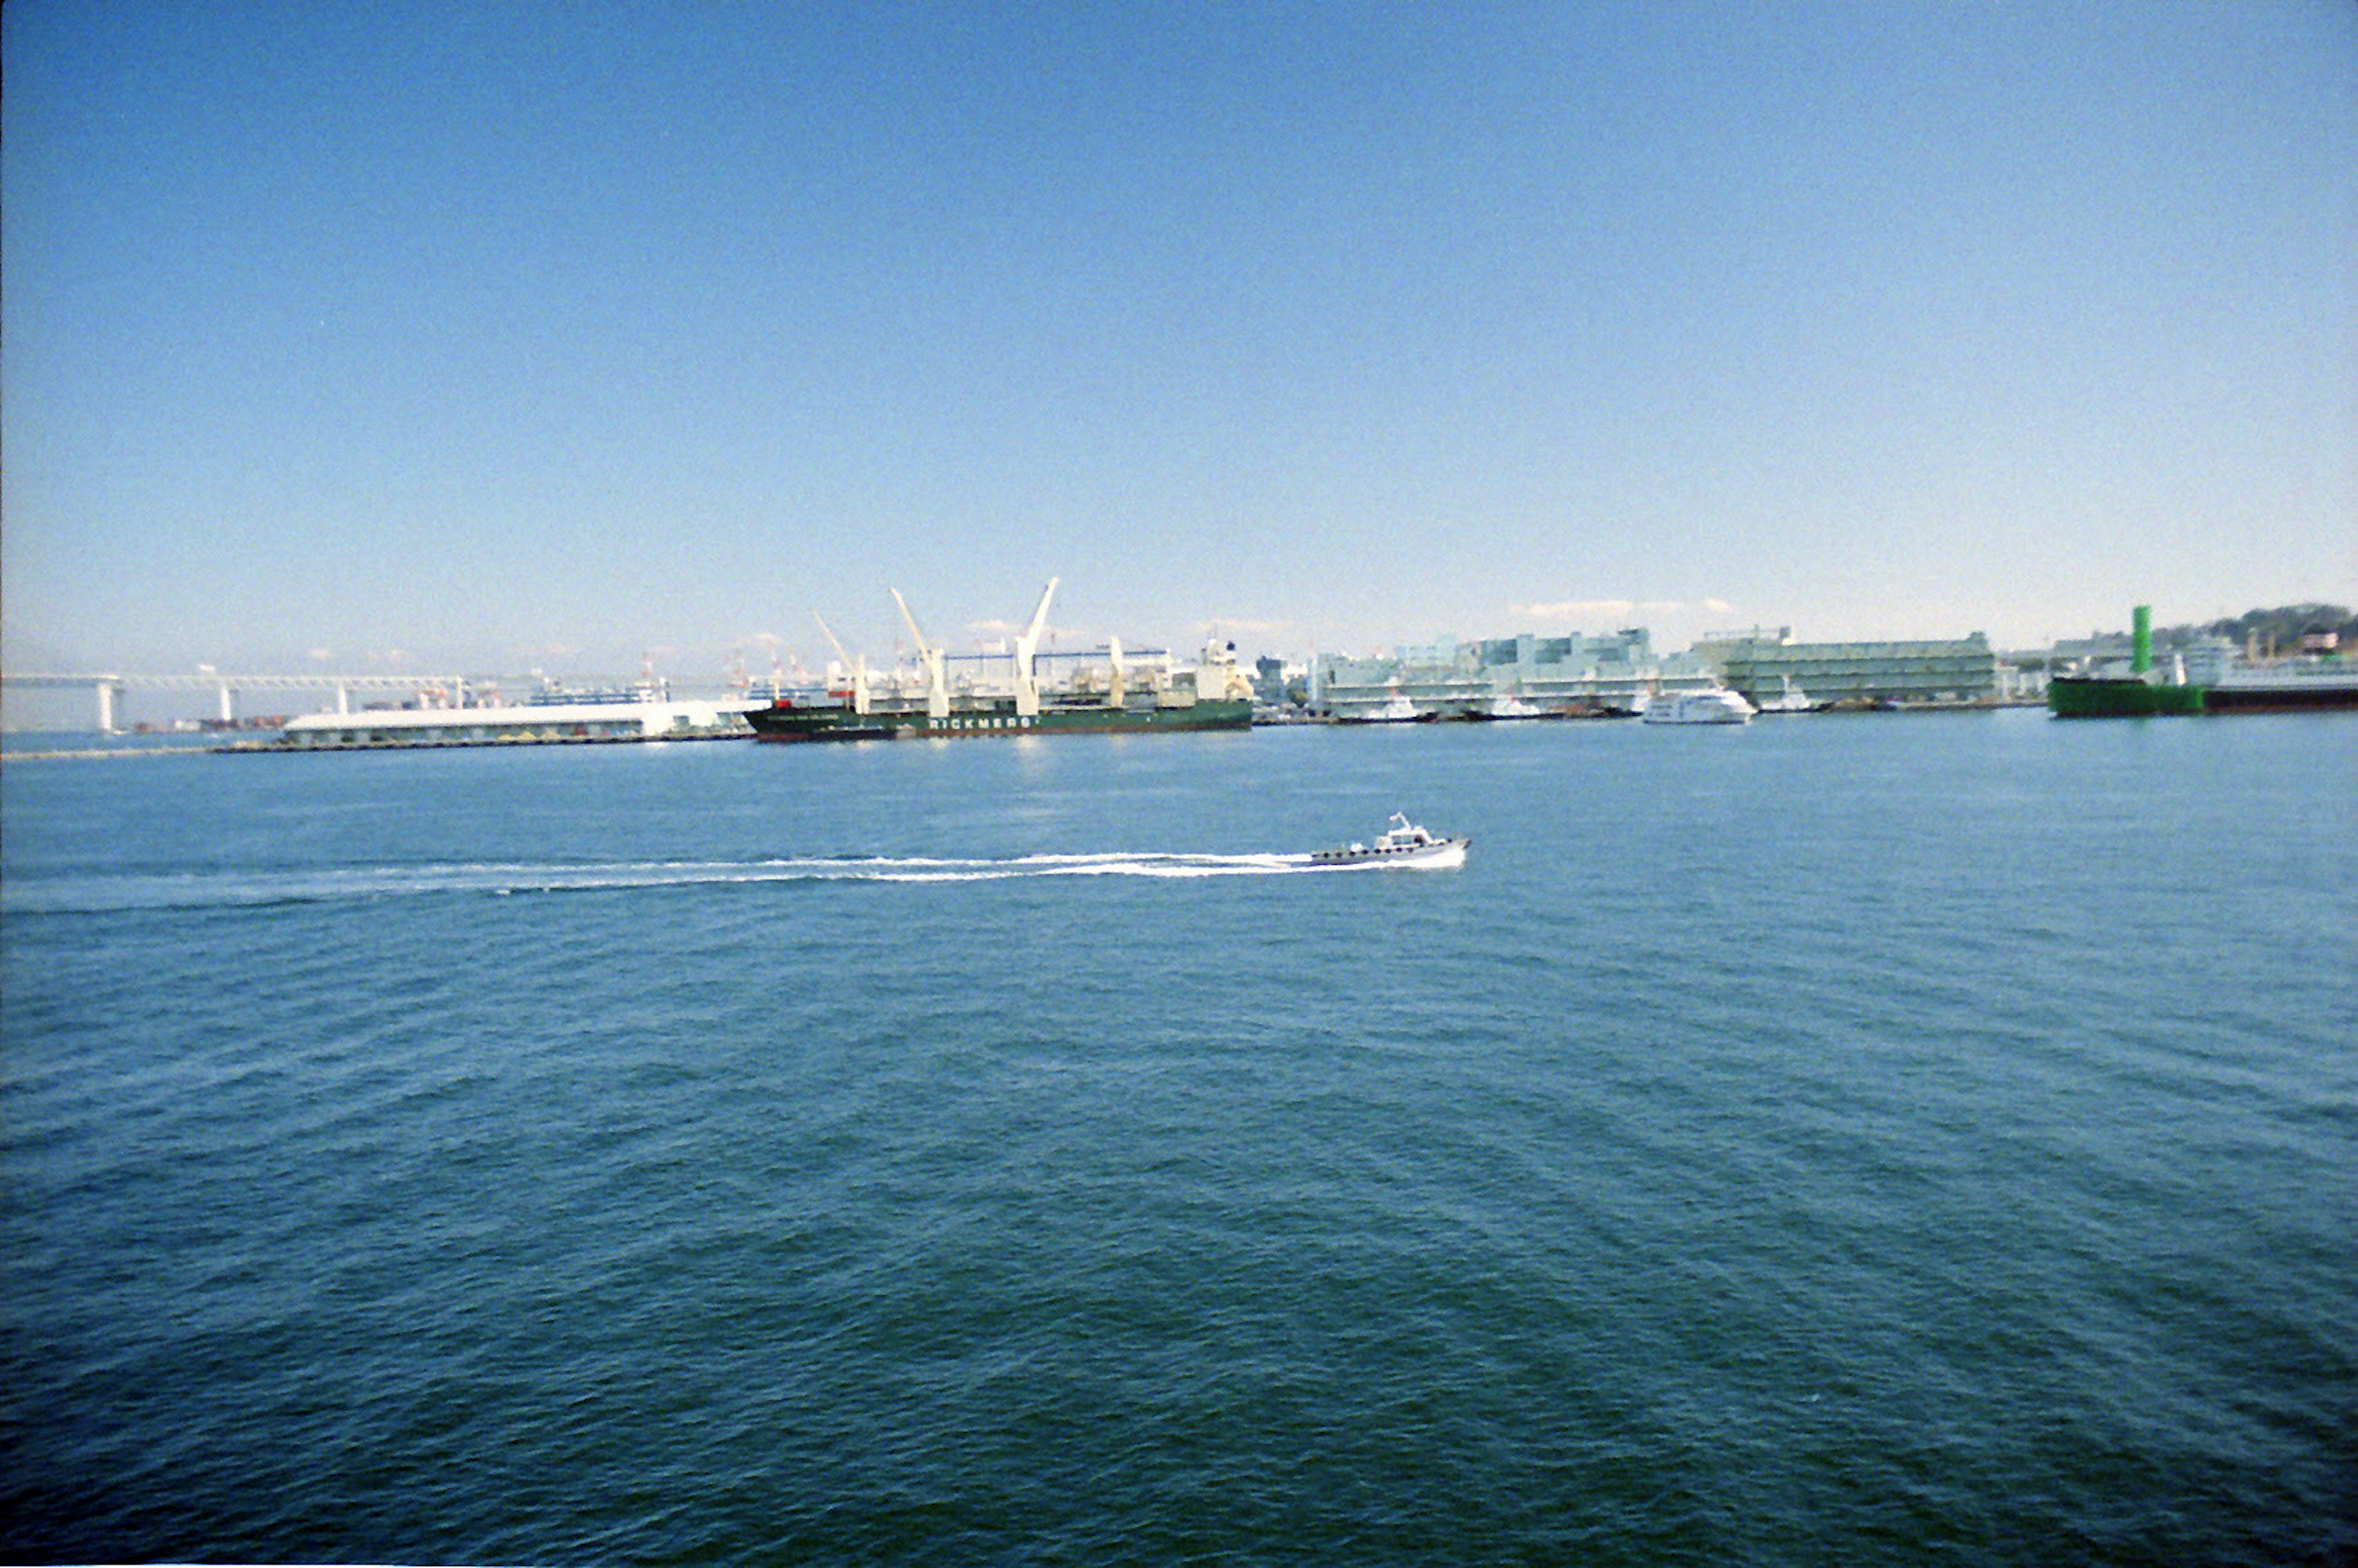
(4, 713), (2352, 1564)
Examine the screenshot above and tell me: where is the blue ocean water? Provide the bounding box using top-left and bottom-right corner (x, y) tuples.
(2, 712), (2352, 1565)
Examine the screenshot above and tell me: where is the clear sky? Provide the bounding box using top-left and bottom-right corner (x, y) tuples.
(4, 0), (2352, 682)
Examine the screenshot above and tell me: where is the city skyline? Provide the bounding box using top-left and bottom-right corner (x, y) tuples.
(5, 2), (2352, 682)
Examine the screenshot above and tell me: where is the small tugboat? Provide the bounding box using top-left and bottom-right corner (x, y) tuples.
(1753, 675), (1818, 715)
(1336, 684), (1433, 724)
(1312, 813), (1470, 869)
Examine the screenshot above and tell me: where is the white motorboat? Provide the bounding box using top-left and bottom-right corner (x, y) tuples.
(1340, 684), (1430, 723)
(1641, 687), (1756, 725)
(1754, 675), (1817, 714)
(1312, 813), (1469, 868)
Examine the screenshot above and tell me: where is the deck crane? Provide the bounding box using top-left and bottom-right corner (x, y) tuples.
(889, 589), (951, 720)
(812, 612), (870, 714)
(1012, 577), (1059, 718)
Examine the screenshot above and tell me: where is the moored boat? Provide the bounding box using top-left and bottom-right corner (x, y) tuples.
(1753, 675), (1818, 714)
(1641, 687), (1756, 725)
(1335, 685), (1431, 724)
(1471, 694), (1552, 721)
(2197, 660), (2358, 713)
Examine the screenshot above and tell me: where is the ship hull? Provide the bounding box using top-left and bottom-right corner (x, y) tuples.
(2047, 678), (2207, 718)
(2200, 681), (2358, 713)
(747, 698), (1253, 742)
(1310, 837), (1469, 869)
(2049, 675), (2358, 717)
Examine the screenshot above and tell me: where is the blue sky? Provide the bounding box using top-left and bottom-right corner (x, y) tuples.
(4, 0), (2352, 683)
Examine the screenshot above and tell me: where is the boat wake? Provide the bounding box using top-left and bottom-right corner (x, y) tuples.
(2, 850), (1400, 914)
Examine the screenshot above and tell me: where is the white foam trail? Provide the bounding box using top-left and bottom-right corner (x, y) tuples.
(2, 850), (1364, 913)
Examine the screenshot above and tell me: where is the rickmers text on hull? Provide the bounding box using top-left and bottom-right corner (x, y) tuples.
(747, 696), (1255, 741)
(747, 578), (1257, 742)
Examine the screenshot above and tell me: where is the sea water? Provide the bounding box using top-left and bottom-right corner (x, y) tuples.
(2, 712), (2351, 1564)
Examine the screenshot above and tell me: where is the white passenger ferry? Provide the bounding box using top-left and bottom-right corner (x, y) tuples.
(1641, 687), (1756, 726)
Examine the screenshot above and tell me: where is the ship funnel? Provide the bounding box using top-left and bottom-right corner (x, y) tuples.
(2132, 605), (2152, 675)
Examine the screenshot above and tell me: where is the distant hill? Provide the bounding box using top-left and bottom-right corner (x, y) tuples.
(2169, 604), (2355, 654)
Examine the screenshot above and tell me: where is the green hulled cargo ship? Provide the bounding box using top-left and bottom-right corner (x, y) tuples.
(2048, 604), (2358, 717)
(2050, 607), (2205, 718)
(747, 692), (1254, 741)
(2047, 676), (2208, 718)
(749, 577), (1257, 743)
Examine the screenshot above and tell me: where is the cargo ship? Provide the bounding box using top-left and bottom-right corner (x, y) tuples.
(2049, 606), (2358, 717)
(746, 578), (1256, 742)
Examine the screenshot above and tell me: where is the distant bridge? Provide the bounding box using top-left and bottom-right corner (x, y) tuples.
(1, 672), (470, 732)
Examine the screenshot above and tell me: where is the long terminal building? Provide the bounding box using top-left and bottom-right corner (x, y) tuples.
(1696, 628), (2002, 707)
(1304, 626), (2002, 718)
(1312, 629), (1718, 719)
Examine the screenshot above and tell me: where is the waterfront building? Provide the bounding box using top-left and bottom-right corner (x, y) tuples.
(278, 697), (751, 748)
(1700, 629), (2001, 706)
(1313, 629), (1716, 718)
